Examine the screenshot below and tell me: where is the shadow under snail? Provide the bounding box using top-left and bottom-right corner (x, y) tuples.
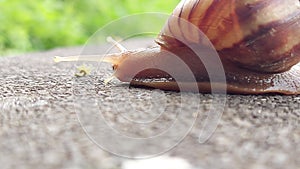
(55, 0), (300, 95)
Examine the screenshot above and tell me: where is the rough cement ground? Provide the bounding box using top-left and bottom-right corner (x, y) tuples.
(0, 38), (299, 169)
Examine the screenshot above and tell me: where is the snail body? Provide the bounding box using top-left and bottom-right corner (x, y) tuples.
(55, 0), (300, 94)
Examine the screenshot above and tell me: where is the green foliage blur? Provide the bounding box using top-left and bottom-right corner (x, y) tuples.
(0, 0), (179, 56)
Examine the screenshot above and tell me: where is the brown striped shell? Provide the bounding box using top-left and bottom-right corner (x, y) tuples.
(156, 0), (300, 73)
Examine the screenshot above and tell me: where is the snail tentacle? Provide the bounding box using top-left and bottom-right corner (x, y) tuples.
(106, 36), (128, 52)
(54, 37), (128, 64)
(54, 54), (123, 65)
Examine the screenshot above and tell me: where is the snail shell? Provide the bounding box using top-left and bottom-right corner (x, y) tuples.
(157, 0), (300, 73)
(55, 0), (300, 95)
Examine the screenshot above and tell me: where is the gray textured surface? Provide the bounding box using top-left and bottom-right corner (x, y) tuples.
(0, 38), (299, 169)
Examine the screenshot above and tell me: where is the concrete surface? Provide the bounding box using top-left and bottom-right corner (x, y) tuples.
(0, 38), (299, 169)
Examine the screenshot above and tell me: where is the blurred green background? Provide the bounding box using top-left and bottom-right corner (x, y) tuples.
(0, 0), (179, 56)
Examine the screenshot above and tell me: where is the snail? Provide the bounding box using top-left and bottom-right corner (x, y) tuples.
(55, 0), (300, 95)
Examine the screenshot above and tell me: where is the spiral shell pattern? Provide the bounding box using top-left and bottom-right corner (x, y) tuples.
(156, 0), (300, 72)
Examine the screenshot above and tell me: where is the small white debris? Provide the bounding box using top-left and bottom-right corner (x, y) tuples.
(122, 156), (193, 169)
